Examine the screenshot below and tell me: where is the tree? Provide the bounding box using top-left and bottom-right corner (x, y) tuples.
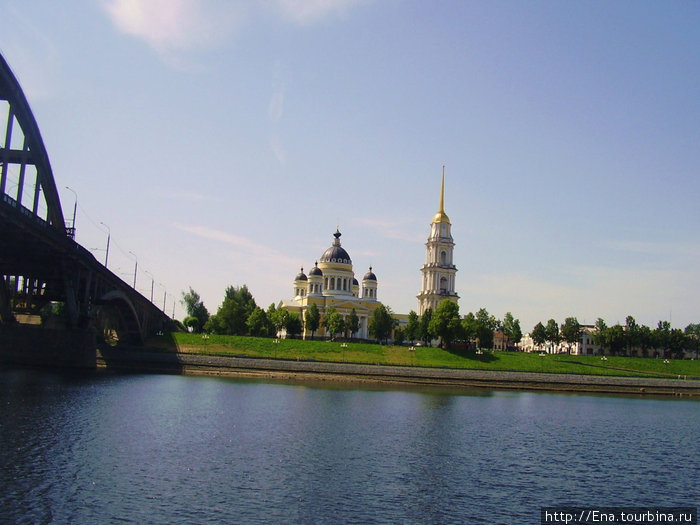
(322, 307), (345, 340)
(462, 312), (477, 346)
(419, 308), (433, 346)
(606, 324), (625, 356)
(638, 324), (654, 357)
(183, 316), (199, 332)
(305, 303), (320, 339)
(404, 310), (420, 344)
(685, 323), (700, 359)
(325, 311), (345, 340)
(265, 303), (278, 336)
(561, 317), (581, 354)
(393, 327), (405, 346)
(502, 312), (523, 350)
(544, 319), (560, 352)
(369, 304), (396, 344)
(624, 315), (639, 356)
(285, 312), (303, 339)
(668, 328), (689, 359)
(246, 307), (268, 337)
(474, 308), (497, 350)
(270, 307), (289, 337)
(654, 320), (672, 358)
(593, 318), (608, 352)
(180, 287), (209, 333)
(531, 322), (547, 351)
(346, 308), (360, 339)
(511, 319), (523, 347)
(208, 285), (257, 335)
(428, 299), (462, 348)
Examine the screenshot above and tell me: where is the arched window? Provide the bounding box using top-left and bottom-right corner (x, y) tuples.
(440, 251), (447, 265)
(440, 277), (447, 294)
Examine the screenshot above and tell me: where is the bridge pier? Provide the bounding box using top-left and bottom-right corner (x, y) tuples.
(0, 275), (14, 325)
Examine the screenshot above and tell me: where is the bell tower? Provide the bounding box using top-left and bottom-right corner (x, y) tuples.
(417, 167), (458, 315)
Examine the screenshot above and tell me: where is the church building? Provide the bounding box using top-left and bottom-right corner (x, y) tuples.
(282, 229), (383, 339)
(417, 168), (458, 314)
(282, 170), (456, 340)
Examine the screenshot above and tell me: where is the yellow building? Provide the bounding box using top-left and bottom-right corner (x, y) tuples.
(282, 229), (384, 339)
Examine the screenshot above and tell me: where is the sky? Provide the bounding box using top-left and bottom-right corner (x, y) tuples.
(1, 0), (698, 332)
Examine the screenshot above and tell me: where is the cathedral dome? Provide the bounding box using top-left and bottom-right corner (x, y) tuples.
(320, 229), (352, 264)
(294, 268), (307, 281)
(309, 262), (323, 276)
(363, 267), (377, 281)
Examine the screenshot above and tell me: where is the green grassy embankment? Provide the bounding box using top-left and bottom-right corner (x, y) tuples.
(144, 332), (700, 379)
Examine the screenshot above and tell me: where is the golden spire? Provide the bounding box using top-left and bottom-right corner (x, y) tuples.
(432, 165), (450, 224)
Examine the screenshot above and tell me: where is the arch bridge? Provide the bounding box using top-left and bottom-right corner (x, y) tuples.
(0, 53), (171, 345)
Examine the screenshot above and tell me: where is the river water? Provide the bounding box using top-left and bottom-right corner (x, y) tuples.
(0, 367), (697, 524)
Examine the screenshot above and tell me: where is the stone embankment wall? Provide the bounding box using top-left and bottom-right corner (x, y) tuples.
(95, 348), (700, 397)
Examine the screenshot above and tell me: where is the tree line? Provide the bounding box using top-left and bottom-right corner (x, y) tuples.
(182, 286), (699, 358)
(530, 316), (700, 358)
(180, 285), (404, 343)
(180, 287), (519, 347)
(399, 301), (523, 350)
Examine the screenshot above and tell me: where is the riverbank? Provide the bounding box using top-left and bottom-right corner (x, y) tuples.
(96, 347), (700, 397)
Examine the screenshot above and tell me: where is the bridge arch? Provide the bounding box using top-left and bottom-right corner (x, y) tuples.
(0, 53), (65, 231)
(97, 290), (144, 345)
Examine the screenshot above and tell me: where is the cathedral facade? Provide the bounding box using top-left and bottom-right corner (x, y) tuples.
(417, 169), (458, 314)
(282, 229), (383, 339)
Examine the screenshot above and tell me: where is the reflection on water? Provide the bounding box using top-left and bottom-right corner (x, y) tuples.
(1, 367), (698, 524)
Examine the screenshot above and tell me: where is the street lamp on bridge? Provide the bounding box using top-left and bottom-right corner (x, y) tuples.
(65, 186), (77, 239)
(100, 222), (110, 268)
(145, 270), (154, 303)
(128, 251), (138, 289)
(158, 282), (167, 313)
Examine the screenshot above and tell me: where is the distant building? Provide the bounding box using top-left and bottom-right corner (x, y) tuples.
(518, 325), (603, 355)
(282, 229), (384, 339)
(417, 169), (458, 314)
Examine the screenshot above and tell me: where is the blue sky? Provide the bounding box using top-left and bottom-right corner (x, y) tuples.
(1, 0), (698, 331)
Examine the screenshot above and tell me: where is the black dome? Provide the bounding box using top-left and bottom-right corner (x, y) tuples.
(321, 245), (352, 264)
(353, 278), (359, 285)
(363, 267), (377, 281)
(320, 229), (352, 265)
(309, 262), (323, 276)
(295, 267), (307, 281)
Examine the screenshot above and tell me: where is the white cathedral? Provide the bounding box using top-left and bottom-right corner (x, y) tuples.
(283, 169), (457, 339)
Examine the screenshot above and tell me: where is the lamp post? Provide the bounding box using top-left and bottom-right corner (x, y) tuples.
(65, 186), (77, 238)
(128, 251), (137, 289)
(145, 270), (154, 302)
(100, 222), (110, 268)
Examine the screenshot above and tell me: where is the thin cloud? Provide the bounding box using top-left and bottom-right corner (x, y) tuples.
(102, 0), (244, 59)
(268, 90), (284, 122)
(175, 223), (299, 267)
(101, 0), (372, 67)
